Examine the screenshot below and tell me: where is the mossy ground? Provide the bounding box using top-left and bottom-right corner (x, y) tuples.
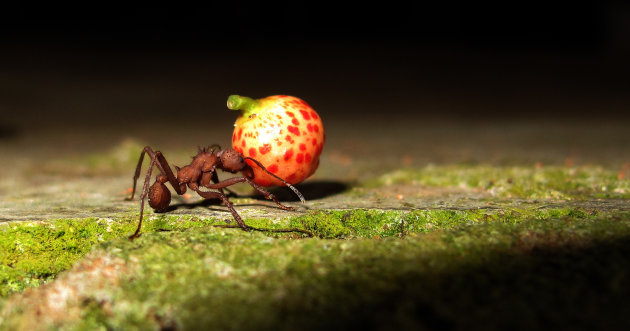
(368, 165), (630, 199)
(2, 207), (630, 329)
(1, 162), (630, 330)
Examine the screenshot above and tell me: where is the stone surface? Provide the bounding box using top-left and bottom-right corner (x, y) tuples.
(1, 119), (629, 223)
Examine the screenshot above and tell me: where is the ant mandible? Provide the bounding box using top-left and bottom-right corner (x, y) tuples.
(125, 145), (305, 239)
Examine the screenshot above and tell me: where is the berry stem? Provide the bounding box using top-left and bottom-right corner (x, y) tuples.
(227, 95), (259, 118)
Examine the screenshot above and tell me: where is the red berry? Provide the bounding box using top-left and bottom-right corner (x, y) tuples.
(228, 95), (325, 186)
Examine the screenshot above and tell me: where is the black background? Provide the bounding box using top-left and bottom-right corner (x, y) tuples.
(1, 1), (629, 132)
(0, 2), (618, 50)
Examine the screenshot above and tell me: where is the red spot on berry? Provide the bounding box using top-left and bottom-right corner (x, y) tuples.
(292, 118), (300, 126)
(310, 111), (318, 120)
(242, 140), (246, 147)
(238, 128), (243, 140)
(232, 133), (236, 142)
(305, 153), (312, 162)
(296, 153), (304, 163)
(287, 126), (300, 136)
(299, 143), (306, 151)
(268, 164), (279, 173)
(287, 173), (296, 181)
(284, 148), (294, 161)
(314, 124), (319, 133)
(285, 135), (293, 142)
(249, 148), (256, 157)
(312, 139), (317, 146)
(259, 144), (272, 155)
(285, 111), (295, 117)
(299, 110), (311, 120)
(307, 123), (313, 132)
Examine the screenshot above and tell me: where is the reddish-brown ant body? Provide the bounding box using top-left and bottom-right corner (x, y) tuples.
(126, 145), (305, 239)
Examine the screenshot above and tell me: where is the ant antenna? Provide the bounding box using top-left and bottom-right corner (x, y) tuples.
(244, 157), (306, 203)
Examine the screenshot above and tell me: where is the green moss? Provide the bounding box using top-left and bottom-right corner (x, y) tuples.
(0, 216), (216, 297)
(0, 207), (604, 298)
(291, 208), (603, 239)
(2, 208), (630, 329)
(10, 210), (629, 330)
(369, 165), (630, 199)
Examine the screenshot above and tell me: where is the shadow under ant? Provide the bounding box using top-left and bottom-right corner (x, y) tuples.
(163, 198), (224, 212)
(161, 196), (293, 212)
(251, 180), (351, 202)
(160, 180), (350, 213)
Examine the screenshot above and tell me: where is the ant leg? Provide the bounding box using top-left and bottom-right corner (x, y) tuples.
(244, 178), (294, 211)
(127, 146), (185, 199)
(202, 177), (248, 189)
(194, 188), (249, 231)
(195, 188), (312, 236)
(202, 177), (295, 210)
(128, 147), (186, 239)
(126, 146), (150, 200)
(153, 151), (185, 195)
(129, 146), (186, 196)
(243, 157), (306, 203)
(211, 171), (239, 197)
(129, 154), (158, 239)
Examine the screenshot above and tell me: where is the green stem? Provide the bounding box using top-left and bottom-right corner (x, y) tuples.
(227, 95), (260, 117)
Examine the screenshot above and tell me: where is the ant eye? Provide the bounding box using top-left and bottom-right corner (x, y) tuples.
(239, 156), (244, 163)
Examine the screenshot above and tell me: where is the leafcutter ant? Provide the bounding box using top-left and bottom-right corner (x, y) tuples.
(125, 145), (307, 239)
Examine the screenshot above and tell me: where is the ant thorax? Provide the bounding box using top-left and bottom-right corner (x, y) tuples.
(192, 152), (219, 173)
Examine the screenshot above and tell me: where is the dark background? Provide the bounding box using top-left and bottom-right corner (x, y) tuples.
(1, 2), (629, 136)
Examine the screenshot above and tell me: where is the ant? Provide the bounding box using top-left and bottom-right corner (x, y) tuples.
(125, 145), (306, 239)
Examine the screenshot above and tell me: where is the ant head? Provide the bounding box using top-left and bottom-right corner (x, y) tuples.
(217, 148), (247, 173)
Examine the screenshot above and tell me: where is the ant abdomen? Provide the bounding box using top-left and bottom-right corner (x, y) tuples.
(148, 180), (171, 212)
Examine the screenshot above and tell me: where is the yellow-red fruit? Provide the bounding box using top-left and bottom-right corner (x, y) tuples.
(229, 95), (325, 187)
